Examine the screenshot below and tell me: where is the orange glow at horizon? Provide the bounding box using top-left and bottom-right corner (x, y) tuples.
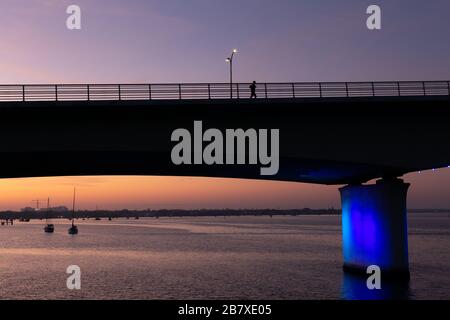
(0, 176), (340, 211)
(0, 169), (449, 211)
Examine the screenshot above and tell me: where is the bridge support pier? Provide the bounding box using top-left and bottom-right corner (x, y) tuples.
(340, 178), (410, 278)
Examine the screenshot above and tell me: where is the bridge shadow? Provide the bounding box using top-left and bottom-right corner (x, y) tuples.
(341, 272), (412, 300)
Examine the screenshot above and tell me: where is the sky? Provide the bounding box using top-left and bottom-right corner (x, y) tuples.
(0, 0), (449, 210)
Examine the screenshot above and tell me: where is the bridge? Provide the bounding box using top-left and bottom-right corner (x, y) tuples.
(1, 80), (449, 277)
(1, 81), (450, 101)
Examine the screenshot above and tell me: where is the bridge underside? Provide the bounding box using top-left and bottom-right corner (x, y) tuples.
(0, 96), (449, 184)
(0, 150), (407, 184)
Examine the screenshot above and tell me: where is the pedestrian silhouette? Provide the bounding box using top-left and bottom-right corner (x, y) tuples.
(250, 81), (257, 99)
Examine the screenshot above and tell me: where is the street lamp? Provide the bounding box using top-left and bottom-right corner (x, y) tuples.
(226, 49), (238, 98)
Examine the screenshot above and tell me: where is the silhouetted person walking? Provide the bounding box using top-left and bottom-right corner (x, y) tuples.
(250, 81), (257, 99)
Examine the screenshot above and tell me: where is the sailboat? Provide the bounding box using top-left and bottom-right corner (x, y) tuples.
(44, 198), (55, 233)
(68, 188), (79, 235)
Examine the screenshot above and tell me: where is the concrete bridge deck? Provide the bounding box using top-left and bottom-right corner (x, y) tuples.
(0, 90), (448, 184)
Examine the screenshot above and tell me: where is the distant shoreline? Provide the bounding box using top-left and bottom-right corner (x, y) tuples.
(1, 208), (450, 221)
(1, 209), (340, 220)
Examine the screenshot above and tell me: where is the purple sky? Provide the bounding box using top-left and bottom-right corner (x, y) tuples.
(1, 0), (450, 84)
(0, 0), (449, 209)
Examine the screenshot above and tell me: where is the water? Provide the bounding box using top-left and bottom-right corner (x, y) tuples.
(0, 214), (449, 300)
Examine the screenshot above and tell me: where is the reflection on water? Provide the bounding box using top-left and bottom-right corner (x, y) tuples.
(342, 272), (411, 300)
(0, 214), (449, 299)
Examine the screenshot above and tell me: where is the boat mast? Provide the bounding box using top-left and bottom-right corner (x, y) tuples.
(47, 197), (50, 223)
(72, 188), (76, 227)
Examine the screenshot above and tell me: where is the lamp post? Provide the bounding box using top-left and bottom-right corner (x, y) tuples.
(226, 49), (238, 99)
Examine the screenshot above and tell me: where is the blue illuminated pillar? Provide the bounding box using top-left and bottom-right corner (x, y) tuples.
(340, 178), (410, 276)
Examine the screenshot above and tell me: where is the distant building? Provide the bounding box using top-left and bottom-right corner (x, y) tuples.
(20, 206), (69, 213)
(48, 206), (69, 212)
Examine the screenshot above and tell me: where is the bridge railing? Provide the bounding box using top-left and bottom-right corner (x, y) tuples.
(0, 81), (449, 102)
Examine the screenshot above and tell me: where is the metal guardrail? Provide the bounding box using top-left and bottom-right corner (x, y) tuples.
(0, 81), (449, 102)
